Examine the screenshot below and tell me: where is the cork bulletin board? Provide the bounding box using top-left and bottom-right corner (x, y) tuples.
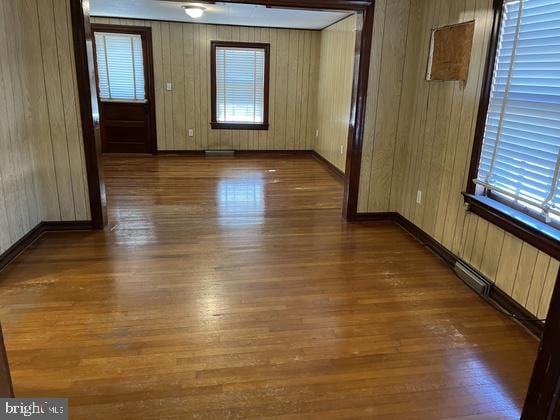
(427, 20), (475, 81)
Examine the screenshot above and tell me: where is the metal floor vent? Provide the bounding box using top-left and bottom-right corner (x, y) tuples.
(205, 150), (235, 156)
(454, 260), (492, 297)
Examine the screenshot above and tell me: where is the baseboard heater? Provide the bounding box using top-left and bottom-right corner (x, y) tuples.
(454, 260), (492, 297)
(205, 150), (235, 156)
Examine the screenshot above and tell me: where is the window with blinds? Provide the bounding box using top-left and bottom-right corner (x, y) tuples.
(475, 0), (560, 223)
(94, 32), (145, 102)
(211, 42), (269, 128)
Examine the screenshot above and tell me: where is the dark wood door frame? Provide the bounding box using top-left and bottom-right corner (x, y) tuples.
(70, 0), (107, 228)
(522, 269), (560, 419)
(0, 323), (14, 397)
(70, 0), (374, 223)
(91, 24), (158, 154)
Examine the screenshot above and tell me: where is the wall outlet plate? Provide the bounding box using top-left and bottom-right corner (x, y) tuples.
(188, 129), (194, 137)
(166, 82), (172, 91)
(416, 190), (422, 204)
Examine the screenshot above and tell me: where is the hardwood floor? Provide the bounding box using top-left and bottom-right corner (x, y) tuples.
(0, 154), (537, 419)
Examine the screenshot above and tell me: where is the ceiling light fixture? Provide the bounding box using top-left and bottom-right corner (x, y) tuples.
(183, 6), (205, 18)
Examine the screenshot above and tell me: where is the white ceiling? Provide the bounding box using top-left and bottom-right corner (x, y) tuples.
(89, 0), (352, 30)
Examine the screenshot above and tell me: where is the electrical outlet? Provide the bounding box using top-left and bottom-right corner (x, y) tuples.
(416, 190), (422, 204)
(166, 82), (172, 91)
(340, 145), (344, 154)
(315, 129), (319, 138)
(188, 129), (194, 137)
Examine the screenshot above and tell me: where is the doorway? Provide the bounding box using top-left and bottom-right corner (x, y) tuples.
(91, 24), (157, 153)
(69, 0), (374, 227)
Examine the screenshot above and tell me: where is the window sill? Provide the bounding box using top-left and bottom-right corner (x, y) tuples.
(211, 122), (269, 131)
(462, 193), (560, 260)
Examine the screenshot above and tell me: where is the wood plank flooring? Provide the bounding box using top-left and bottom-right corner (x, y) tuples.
(0, 154), (537, 419)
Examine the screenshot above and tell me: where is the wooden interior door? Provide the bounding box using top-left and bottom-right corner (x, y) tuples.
(0, 323), (13, 397)
(92, 25), (156, 154)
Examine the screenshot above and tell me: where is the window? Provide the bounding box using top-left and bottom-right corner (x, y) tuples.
(211, 41), (270, 130)
(466, 0), (560, 257)
(94, 32), (145, 102)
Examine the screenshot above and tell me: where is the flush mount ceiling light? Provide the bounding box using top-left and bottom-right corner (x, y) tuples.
(183, 5), (205, 18)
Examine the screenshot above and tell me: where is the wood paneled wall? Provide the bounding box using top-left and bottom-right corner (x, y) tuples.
(0, 0), (90, 255)
(314, 15), (357, 173)
(358, 0), (559, 319)
(91, 17), (321, 151)
(358, 0), (412, 211)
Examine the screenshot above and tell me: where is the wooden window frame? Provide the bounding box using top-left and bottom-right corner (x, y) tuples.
(210, 41), (270, 131)
(464, 0), (560, 261)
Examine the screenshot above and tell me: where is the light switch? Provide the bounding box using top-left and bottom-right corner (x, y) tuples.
(166, 82), (172, 91)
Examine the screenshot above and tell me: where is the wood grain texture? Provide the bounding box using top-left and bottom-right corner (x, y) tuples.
(0, 154), (537, 418)
(91, 17), (320, 151)
(314, 15), (356, 173)
(357, 0), (559, 318)
(0, 0), (90, 256)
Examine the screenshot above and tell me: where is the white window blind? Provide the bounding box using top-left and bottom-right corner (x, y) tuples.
(94, 32), (145, 102)
(215, 46), (265, 123)
(476, 0), (560, 223)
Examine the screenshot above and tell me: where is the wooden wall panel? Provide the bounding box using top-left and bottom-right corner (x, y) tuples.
(91, 17), (319, 151)
(359, 0), (411, 209)
(0, 0), (90, 255)
(358, 0), (560, 317)
(314, 15), (357, 173)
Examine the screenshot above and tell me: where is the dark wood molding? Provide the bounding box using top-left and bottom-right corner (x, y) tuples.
(354, 211), (544, 337)
(393, 214), (459, 268)
(157, 149), (315, 159)
(353, 212), (398, 222)
(214, 0), (373, 10)
(466, 0), (504, 194)
(522, 270), (560, 419)
(235, 150), (312, 156)
(463, 193), (560, 261)
(353, 212), (458, 267)
(210, 41), (270, 130)
(490, 285), (544, 338)
(210, 122), (270, 130)
(311, 151), (344, 181)
(42, 221), (94, 231)
(91, 24), (158, 154)
(0, 223), (44, 272)
(0, 221), (94, 272)
(343, 3), (375, 221)
(0, 323), (13, 398)
(157, 150), (207, 156)
(70, 0), (108, 228)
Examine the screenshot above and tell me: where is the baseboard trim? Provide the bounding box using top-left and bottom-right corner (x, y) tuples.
(354, 211), (543, 337)
(0, 223), (44, 272)
(42, 220), (94, 231)
(393, 214), (459, 268)
(354, 212), (398, 221)
(490, 285), (544, 338)
(157, 150), (314, 156)
(0, 220), (94, 272)
(157, 150), (205, 156)
(310, 151), (344, 181)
